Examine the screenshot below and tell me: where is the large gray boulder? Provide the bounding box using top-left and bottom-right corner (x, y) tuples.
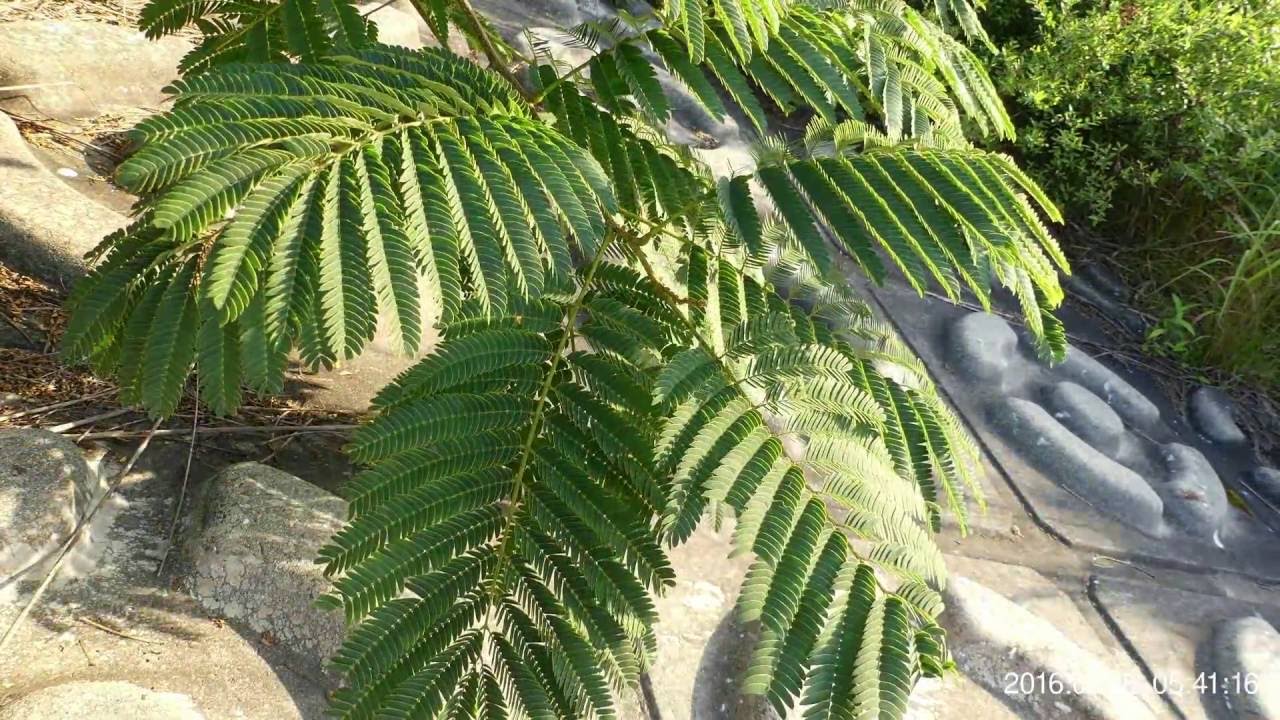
(0, 20), (189, 121)
(0, 681), (204, 720)
(0, 113), (127, 286)
(0, 429), (95, 583)
(187, 463), (346, 670)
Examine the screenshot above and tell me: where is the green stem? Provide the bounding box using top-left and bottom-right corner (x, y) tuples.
(485, 230), (620, 601)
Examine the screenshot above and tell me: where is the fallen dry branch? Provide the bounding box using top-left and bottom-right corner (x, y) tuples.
(75, 424), (361, 441)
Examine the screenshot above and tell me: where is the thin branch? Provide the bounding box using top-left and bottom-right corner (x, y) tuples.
(0, 390), (115, 422)
(486, 230), (621, 602)
(77, 616), (161, 644)
(0, 108), (125, 160)
(0, 310), (36, 346)
(359, 0), (397, 17)
(74, 424), (360, 441)
(455, 0), (528, 96)
(156, 386), (199, 576)
(0, 419), (164, 653)
(528, 52), (598, 106)
(46, 406), (133, 433)
(0, 82), (74, 93)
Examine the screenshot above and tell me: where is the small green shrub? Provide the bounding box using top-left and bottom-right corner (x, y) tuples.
(992, 0), (1280, 227)
(986, 0), (1280, 386)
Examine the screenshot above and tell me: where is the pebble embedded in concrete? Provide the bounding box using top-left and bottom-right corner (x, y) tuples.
(990, 397), (1165, 536)
(947, 312), (1018, 383)
(1056, 346), (1161, 430)
(1043, 381), (1125, 457)
(1210, 616), (1280, 719)
(1188, 386), (1247, 446)
(1159, 443), (1228, 538)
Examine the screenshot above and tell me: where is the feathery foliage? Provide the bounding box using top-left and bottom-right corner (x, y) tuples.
(69, 0), (1070, 716)
(139, 0), (377, 73)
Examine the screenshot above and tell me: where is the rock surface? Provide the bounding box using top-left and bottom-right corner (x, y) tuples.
(991, 397), (1165, 536)
(1044, 381), (1126, 457)
(1159, 444), (1228, 538)
(1211, 616), (1280, 720)
(0, 429), (95, 582)
(0, 21), (189, 121)
(0, 113), (127, 286)
(944, 573), (1161, 720)
(636, 523), (765, 720)
(1092, 577), (1280, 720)
(187, 463), (346, 671)
(1188, 387), (1247, 446)
(2, 444), (331, 720)
(0, 681), (205, 720)
(360, 0), (425, 48)
(947, 312), (1019, 383)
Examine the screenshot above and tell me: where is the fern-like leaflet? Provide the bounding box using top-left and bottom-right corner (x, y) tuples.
(64, 47), (615, 416)
(65, 0), (1077, 716)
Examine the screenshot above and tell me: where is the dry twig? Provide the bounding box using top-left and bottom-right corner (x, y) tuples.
(77, 616), (160, 644)
(75, 424), (360, 441)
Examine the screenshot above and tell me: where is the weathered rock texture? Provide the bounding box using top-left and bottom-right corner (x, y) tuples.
(0, 429), (95, 583)
(945, 574), (1161, 720)
(0, 21), (189, 121)
(187, 463), (345, 670)
(0, 681), (205, 720)
(1212, 616), (1280, 720)
(0, 113), (127, 286)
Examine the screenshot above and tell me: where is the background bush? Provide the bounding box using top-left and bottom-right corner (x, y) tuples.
(984, 0), (1280, 387)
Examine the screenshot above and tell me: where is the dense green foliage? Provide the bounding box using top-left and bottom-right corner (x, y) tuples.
(986, 0), (1279, 384)
(64, 0), (1070, 716)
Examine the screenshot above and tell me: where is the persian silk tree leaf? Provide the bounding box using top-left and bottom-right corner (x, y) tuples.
(649, 32), (727, 121)
(407, 0), (451, 43)
(141, 258), (201, 418)
(139, 0), (375, 72)
(196, 306), (242, 416)
(318, 296), (676, 718)
(675, 0), (707, 61)
(82, 47), (619, 417)
(641, 252), (967, 719)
